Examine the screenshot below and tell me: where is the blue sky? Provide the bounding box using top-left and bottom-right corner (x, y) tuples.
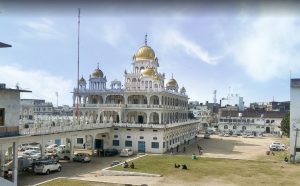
(0, 1), (299, 106)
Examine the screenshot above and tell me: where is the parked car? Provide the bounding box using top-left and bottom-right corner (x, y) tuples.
(56, 149), (71, 160)
(18, 143), (29, 151)
(25, 146), (40, 152)
(42, 154), (60, 163)
(34, 160), (62, 175)
(45, 144), (58, 153)
(269, 141), (285, 151)
(73, 153), (91, 163)
(22, 150), (41, 160)
(105, 149), (119, 157)
(110, 160), (121, 167)
(120, 148), (133, 157)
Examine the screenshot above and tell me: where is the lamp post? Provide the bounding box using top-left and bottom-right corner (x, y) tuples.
(293, 127), (300, 163)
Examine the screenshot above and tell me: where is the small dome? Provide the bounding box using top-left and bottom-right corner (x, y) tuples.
(166, 78), (178, 87)
(141, 67), (155, 77)
(135, 45), (155, 61)
(180, 86), (186, 93)
(153, 74), (161, 81)
(92, 68), (104, 78)
(79, 76), (86, 83)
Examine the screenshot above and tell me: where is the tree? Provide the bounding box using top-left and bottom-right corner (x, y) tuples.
(280, 112), (290, 137)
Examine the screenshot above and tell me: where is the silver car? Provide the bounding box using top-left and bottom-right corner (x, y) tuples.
(34, 160), (61, 174)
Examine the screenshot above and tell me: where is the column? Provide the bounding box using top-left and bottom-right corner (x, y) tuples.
(159, 112), (161, 124)
(124, 95), (128, 104)
(13, 142), (18, 186)
(1, 144), (6, 177)
(147, 112), (150, 124)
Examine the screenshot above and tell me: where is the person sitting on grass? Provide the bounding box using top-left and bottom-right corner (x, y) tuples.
(181, 164), (187, 170)
(123, 161), (129, 168)
(130, 162), (135, 169)
(174, 163), (180, 168)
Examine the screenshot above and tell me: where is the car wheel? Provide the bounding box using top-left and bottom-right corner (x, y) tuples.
(57, 167), (61, 172)
(46, 169), (50, 175)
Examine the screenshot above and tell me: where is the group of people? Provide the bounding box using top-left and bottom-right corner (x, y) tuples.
(174, 163), (187, 170)
(123, 161), (135, 169)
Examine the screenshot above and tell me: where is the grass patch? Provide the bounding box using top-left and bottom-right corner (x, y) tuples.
(39, 178), (124, 186)
(111, 155), (300, 186)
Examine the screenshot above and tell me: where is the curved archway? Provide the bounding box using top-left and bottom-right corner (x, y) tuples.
(150, 95), (159, 105)
(150, 112), (159, 124)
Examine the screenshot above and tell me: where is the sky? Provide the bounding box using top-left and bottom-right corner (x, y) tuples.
(0, 1), (300, 107)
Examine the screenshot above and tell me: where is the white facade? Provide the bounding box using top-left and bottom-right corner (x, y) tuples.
(72, 37), (198, 153)
(290, 79), (300, 162)
(218, 111), (284, 134)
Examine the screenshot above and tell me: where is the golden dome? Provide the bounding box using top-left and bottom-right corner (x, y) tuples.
(92, 68), (104, 78)
(166, 77), (178, 87)
(135, 45), (155, 61)
(153, 74), (161, 81)
(141, 67), (155, 77)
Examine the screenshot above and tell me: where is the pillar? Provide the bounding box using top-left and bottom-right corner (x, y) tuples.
(1, 144), (6, 177)
(147, 112), (150, 124)
(13, 142), (18, 186)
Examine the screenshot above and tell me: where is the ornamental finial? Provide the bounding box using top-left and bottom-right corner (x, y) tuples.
(145, 33), (148, 45)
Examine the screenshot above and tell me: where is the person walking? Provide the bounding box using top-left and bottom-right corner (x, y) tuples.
(83, 143), (86, 149)
(183, 146), (186, 153)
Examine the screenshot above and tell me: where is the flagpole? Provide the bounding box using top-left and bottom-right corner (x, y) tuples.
(76, 8), (81, 124)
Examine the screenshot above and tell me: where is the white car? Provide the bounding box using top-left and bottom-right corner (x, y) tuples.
(46, 144), (58, 152)
(120, 148), (133, 157)
(34, 160), (62, 174)
(269, 141), (285, 151)
(23, 150), (41, 160)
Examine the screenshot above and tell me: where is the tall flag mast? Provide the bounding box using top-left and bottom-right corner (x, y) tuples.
(76, 8), (81, 123)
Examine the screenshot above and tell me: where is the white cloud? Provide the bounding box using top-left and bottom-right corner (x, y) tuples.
(232, 16), (300, 82)
(157, 30), (219, 65)
(86, 21), (132, 48)
(20, 18), (63, 39)
(0, 65), (73, 106)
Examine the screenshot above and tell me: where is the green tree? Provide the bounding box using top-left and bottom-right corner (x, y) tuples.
(280, 112), (290, 137)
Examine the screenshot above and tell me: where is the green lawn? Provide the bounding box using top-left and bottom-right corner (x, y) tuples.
(111, 155), (300, 186)
(39, 178), (124, 186)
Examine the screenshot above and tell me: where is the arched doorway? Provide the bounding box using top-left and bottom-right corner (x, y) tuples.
(266, 127), (270, 133)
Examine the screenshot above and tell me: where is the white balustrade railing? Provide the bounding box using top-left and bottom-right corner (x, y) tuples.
(19, 116), (199, 136)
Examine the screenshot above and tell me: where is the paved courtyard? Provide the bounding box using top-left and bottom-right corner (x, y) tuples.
(19, 135), (287, 186)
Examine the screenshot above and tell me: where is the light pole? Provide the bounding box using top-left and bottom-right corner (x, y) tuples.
(293, 127), (299, 163)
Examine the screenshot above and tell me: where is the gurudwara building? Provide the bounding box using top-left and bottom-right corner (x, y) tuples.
(72, 37), (199, 153)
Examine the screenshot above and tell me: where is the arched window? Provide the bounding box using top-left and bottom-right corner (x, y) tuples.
(224, 125), (228, 129)
(233, 125), (237, 130)
(242, 126), (246, 131)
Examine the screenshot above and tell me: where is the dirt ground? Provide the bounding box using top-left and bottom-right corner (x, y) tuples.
(175, 135), (287, 160)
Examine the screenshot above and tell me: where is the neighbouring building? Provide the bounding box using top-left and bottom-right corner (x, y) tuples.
(218, 110), (286, 134)
(290, 78), (300, 162)
(20, 99), (54, 119)
(220, 93), (244, 111)
(250, 101), (290, 112)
